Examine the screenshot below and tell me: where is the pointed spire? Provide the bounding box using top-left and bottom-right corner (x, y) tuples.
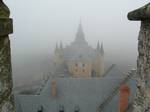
(96, 41), (100, 51)
(55, 42), (59, 53)
(60, 41), (63, 50)
(100, 42), (104, 56)
(75, 21), (85, 42)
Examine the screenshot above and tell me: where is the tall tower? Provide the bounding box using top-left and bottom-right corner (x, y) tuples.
(100, 42), (105, 75)
(94, 41), (105, 77)
(53, 43), (64, 66)
(0, 0), (15, 111)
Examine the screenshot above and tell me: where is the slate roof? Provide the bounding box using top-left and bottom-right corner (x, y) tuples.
(14, 76), (136, 112)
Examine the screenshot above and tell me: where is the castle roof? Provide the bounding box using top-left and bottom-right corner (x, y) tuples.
(14, 67), (136, 112)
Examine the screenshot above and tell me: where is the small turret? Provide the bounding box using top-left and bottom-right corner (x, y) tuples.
(96, 41), (100, 51)
(55, 43), (59, 54)
(60, 41), (63, 50)
(100, 42), (104, 56)
(94, 41), (105, 77)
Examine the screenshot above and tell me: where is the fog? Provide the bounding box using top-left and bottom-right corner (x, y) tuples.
(5, 0), (149, 86)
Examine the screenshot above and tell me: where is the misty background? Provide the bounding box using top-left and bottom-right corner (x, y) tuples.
(5, 0), (149, 86)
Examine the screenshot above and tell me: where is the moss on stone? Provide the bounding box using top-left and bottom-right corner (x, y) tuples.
(128, 3), (150, 21)
(0, 1), (10, 18)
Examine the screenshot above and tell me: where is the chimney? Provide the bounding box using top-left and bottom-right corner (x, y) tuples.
(51, 79), (57, 97)
(119, 84), (130, 112)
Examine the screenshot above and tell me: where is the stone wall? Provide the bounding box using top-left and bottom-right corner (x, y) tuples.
(0, 0), (15, 112)
(0, 37), (14, 112)
(134, 21), (150, 112)
(128, 3), (150, 112)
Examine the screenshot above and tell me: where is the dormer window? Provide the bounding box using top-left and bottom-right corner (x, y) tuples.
(74, 106), (80, 112)
(59, 105), (64, 112)
(37, 106), (43, 112)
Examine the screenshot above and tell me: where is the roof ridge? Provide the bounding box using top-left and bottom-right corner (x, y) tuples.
(97, 72), (134, 112)
(102, 64), (116, 77)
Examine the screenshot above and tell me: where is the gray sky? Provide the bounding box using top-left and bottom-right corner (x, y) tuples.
(5, 0), (150, 85)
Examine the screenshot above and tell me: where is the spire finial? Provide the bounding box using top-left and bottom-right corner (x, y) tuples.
(75, 20), (85, 41)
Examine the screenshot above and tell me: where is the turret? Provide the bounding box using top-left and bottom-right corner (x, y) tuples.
(60, 41), (63, 50)
(54, 43), (59, 54)
(93, 41), (105, 77)
(53, 42), (64, 75)
(100, 42), (104, 57)
(96, 41), (101, 52)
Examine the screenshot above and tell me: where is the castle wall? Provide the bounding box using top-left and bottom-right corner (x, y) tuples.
(92, 55), (105, 77)
(67, 60), (92, 77)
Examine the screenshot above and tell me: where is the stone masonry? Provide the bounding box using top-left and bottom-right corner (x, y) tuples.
(0, 0), (14, 112)
(128, 3), (150, 112)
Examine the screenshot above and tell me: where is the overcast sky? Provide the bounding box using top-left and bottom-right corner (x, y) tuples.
(4, 0), (150, 85)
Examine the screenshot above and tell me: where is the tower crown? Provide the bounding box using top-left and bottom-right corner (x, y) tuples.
(74, 22), (87, 45)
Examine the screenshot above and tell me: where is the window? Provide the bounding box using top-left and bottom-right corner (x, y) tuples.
(37, 106), (43, 112)
(91, 70), (96, 77)
(59, 105), (64, 112)
(74, 106), (80, 112)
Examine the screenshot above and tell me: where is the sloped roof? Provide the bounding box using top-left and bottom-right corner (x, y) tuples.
(14, 77), (136, 112)
(104, 64), (126, 78)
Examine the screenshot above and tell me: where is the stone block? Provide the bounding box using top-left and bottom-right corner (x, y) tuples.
(0, 18), (13, 36)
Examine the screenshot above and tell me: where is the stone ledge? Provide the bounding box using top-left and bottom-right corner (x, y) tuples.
(0, 18), (13, 36)
(128, 3), (150, 21)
